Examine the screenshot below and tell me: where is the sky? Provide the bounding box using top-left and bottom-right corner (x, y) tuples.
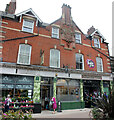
(0, 0), (113, 55)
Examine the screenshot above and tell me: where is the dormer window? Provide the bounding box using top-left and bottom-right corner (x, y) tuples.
(52, 27), (59, 39)
(75, 32), (81, 43)
(94, 38), (100, 48)
(22, 19), (34, 33)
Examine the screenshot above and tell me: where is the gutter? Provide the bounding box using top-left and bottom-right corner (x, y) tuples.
(0, 34), (38, 42)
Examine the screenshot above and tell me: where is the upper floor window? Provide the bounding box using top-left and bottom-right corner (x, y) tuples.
(22, 19), (34, 33)
(76, 53), (84, 70)
(52, 27), (59, 39)
(75, 33), (81, 43)
(96, 57), (103, 72)
(17, 44), (32, 65)
(94, 38), (100, 48)
(50, 49), (60, 68)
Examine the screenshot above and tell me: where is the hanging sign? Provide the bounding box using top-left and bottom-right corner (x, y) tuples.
(87, 59), (95, 68)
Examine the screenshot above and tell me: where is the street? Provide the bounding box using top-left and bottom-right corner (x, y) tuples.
(32, 108), (92, 119)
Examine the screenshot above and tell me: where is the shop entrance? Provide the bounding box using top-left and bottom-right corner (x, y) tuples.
(83, 80), (101, 108)
(40, 77), (53, 110)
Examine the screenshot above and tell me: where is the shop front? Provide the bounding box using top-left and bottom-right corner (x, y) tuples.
(40, 77), (53, 110)
(1, 74), (34, 98)
(56, 78), (84, 110)
(83, 80), (101, 108)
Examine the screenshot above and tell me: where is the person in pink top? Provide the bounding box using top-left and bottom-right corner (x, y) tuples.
(51, 97), (57, 114)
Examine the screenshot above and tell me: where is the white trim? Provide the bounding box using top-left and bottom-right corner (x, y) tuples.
(96, 57), (103, 72)
(51, 24), (60, 28)
(16, 8), (43, 23)
(22, 19), (34, 33)
(17, 44), (32, 65)
(52, 27), (59, 39)
(50, 49), (60, 68)
(94, 37), (100, 48)
(76, 53), (84, 70)
(75, 32), (81, 44)
(90, 29), (105, 40)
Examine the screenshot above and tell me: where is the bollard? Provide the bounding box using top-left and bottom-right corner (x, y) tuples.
(57, 101), (62, 112)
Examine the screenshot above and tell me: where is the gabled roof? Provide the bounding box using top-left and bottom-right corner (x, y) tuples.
(16, 8), (43, 23)
(89, 28), (106, 41)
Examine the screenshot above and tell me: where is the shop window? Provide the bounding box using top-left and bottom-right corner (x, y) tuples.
(94, 38), (100, 48)
(96, 57), (103, 72)
(52, 27), (59, 39)
(56, 79), (80, 101)
(76, 53), (84, 70)
(22, 19), (34, 33)
(75, 32), (81, 43)
(50, 49), (60, 68)
(17, 44), (32, 65)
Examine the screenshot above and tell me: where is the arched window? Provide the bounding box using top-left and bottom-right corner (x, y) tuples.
(50, 49), (60, 68)
(76, 53), (84, 70)
(17, 44), (32, 65)
(96, 57), (103, 72)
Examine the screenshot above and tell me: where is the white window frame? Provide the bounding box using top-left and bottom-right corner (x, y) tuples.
(52, 27), (59, 39)
(50, 49), (60, 68)
(96, 57), (103, 72)
(76, 53), (84, 70)
(17, 44), (32, 65)
(94, 38), (100, 48)
(75, 32), (81, 43)
(22, 19), (34, 33)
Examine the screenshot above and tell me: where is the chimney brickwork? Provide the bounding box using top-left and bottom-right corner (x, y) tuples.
(5, 0), (16, 14)
(62, 4), (72, 24)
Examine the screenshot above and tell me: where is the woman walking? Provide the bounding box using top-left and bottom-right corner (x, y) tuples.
(51, 97), (57, 114)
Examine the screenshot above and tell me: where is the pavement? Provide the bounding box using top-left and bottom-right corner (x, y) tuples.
(32, 108), (93, 118)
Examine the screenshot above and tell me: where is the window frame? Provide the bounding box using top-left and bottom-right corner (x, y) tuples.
(96, 57), (103, 72)
(17, 44), (32, 65)
(76, 53), (84, 70)
(75, 32), (81, 44)
(22, 19), (34, 33)
(50, 49), (60, 68)
(52, 27), (59, 39)
(94, 38), (100, 48)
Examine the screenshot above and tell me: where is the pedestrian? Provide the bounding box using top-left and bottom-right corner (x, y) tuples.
(4, 94), (12, 113)
(51, 97), (57, 114)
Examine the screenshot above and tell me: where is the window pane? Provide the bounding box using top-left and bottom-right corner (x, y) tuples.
(75, 33), (81, 43)
(94, 38), (100, 48)
(22, 19), (34, 33)
(96, 57), (103, 72)
(50, 49), (60, 68)
(57, 79), (80, 101)
(17, 44), (31, 64)
(76, 54), (84, 70)
(52, 27), (59, 38)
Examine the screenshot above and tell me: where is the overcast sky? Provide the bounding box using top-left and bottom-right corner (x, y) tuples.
(0, 0), (113, 55)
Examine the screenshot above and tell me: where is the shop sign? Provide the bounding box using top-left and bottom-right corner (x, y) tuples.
(86, 59), (95, 68)
(16, 85), (33, 89)
(0, 84), (14, 89)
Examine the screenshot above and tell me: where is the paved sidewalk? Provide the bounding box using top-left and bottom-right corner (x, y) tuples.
(32, 108), (92, 118)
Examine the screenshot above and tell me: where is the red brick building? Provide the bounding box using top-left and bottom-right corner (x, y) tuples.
(0, 1), (113, 110)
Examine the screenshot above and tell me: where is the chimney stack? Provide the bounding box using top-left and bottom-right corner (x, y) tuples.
(5, 0), (16, 14)
(62, 4), (72, 24)
(87, 26), (95, 35)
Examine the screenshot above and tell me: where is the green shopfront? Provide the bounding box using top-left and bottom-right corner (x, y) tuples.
(1, 73), (112, 111)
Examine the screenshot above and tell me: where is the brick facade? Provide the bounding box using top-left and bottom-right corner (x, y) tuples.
(1, 4), (111, 73)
